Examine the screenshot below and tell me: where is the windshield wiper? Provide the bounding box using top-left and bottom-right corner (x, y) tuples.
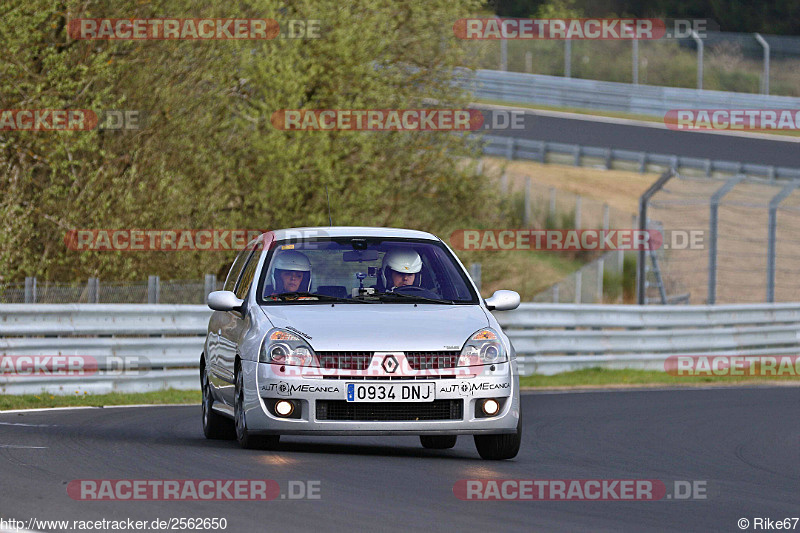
(375, 291), (454, 304)
(269, 292), (368, 303)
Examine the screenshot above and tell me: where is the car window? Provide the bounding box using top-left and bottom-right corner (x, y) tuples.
(223, 239), (259, 292)
(234, 240), (264, 299)
(257, 238), (478, 304)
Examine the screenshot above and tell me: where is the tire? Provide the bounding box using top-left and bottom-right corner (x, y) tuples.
(474, 418), (521, 460)
(420, 435), (457, 449)
(234, 364), (280, 450)
(201, 363), (235, 440)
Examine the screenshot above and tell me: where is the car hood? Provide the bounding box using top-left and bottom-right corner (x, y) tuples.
(260, 304), (489, 352)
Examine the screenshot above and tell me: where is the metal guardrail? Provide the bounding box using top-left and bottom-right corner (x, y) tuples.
(2, 302), (799, 393)
(459, 69), (800, 117)
(479, 133), (800, 181)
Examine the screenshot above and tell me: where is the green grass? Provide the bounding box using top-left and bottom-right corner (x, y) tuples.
(0, 389), (201, 411)
(520, 367), (800, 388)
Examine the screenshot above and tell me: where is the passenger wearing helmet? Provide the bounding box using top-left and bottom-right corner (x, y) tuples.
(269, 250), (312, 295)
(380, 248), (423, 291)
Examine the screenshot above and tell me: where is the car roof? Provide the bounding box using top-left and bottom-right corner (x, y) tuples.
(267, 226), (441, 241)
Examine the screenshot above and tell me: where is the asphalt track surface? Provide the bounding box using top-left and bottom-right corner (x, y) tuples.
(0, 387), (797, 533)
(483, 110), (800, 168)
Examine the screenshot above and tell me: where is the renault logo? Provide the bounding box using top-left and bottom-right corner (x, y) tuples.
(382, 355), (399, 373)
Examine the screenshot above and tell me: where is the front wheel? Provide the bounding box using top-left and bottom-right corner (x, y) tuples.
(474, 418), (521, 460)
(201, 364), (235, 440)
(234, 364), (280, 450)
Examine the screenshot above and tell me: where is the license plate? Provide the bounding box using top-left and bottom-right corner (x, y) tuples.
(346, 383), (435, 403)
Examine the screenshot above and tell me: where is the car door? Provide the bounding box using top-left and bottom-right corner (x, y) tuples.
(216, 238), (264, 406)
(207, 240), (260, 402)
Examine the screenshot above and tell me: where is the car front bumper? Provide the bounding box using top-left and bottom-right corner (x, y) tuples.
(238, 360), (520, 435)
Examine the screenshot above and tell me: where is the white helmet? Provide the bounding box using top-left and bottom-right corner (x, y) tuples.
(381, 248), (422, 289)
(272, 250), (312, 292)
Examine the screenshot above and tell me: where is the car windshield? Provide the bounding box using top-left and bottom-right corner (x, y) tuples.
(257, 237), (478, 305)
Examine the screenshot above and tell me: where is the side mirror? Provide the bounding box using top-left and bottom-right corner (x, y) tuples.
(208, 291), (244, 312)
(485, 290), (520, 311)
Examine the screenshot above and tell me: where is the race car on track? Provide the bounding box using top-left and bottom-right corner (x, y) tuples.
(201, 227), (522, 459)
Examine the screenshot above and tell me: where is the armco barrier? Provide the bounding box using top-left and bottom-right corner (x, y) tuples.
(2, 302), (800, 393)
(458, 69), (800, 117)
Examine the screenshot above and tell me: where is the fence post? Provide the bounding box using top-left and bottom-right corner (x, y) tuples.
(602, 203), (610, 231)
(552, 284), (559, 303)
(525, 51), (533, 73)
(549, 188), (556, 221)
(766, 182), (798, 302)
(754, 33), (770, 95)
(564, 39), (571, 78)
(574, 270), (582, 304)
(204, 274), (217, 304)
(574, 195), (582, 229)
(501, 172), (509, 195)
(500, 39), (508, 71)
(632, 38), (639, 84)
(691, 31), (704, 90)
(24, 276), (36, 303)
(524, 177), (532, 226)
(469, 263), (482, 293)
(87, 277), (99, 303)
(638, 170), (675, 304)
(708, 176), (744, 304)
(148, 275), (160, 304)
(597, 258), (604, 303)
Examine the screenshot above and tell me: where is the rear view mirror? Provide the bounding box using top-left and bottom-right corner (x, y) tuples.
(485, 290), (520, 311)
(208, 291), (244, 312)
(343, 250), (379, 262)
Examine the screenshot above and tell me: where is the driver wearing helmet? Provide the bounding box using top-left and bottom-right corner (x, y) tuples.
(380, 248), (423, 291)
(265, 250), (312, 297)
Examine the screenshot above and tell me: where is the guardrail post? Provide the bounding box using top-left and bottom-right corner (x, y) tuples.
(639, 153), (647, 173)
(148, 275), (160, 304)
(24, 276), (36, 303)
(604, 148), (612, 170)
(540, 142), (548, 163)
(469, 263), (482, 293)
(766, 182), (798, 302)
(691, 31), (704, 90)
(524, 177), (532, 226)
(506, 136), (515, 160)
(638, 169), (675, 304)
(708, 176), (744, 304)
(574, 195), (582, 229)
(87, 277), (99, 303)
(204, 274), (217, 304)
(704, 159), (713, 177)
(573, 145), (581, 167)
(754, 33), (770, 95)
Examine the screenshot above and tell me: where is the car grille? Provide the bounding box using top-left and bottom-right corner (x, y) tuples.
(405, 351), (460, 370)
(316, 352), (372, 371)
(315, 400), (463, 421)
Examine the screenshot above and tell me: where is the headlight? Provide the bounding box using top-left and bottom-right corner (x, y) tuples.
(458, 328), (507, 366)
(260, 329), (315, 366)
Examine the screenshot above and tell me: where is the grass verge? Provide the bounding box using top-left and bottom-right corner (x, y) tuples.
(520, 368), (800, 388)
(0, 389), (201, 411)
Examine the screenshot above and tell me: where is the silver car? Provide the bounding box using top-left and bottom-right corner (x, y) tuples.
(201, 227), (521, 460)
